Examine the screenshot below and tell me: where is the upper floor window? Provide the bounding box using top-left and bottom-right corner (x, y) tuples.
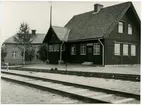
(128, 24), (132, 35)
(118, 22), (124, 33)
(131, 45), (136, 56)
(80, 44), (86, 55)
(123, 44), (128, 56)
(71, 45), (76, 55)
(93, 43), (100, 55)
(114, 43), (120, 55)
(12, 51), (16, 59)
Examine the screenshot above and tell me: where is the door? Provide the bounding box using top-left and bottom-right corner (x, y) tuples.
(87, 46), (93, 61)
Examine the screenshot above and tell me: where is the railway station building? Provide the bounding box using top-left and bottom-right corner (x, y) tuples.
(3, 2), (140, 66)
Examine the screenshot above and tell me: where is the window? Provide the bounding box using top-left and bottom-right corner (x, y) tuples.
(49, 45), (53, 52)
(118, 22), (124, 33)
(123, 44), (128, 56)
(93, 43), (100, 55)
(114, 43), (120, 55)
(128, 24), (132, 35)
(12, 51), (16, 59)
(54, 44), (59, 52)
(80, 44), (86, 55)
(131, 45), (136, 56)
(71, 45), (76, 55)
(62, 44), (65, 51)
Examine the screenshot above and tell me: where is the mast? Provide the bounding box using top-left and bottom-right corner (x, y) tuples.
(50, 3), (52, 26)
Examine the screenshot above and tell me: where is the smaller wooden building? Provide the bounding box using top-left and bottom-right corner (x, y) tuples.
(43, 2), (140, 65)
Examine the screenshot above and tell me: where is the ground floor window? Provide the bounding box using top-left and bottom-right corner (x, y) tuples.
(114, 43), (120, 55)
(71, 45), (76, 55)
(123, 44), (128, 56)
(80, 44), (86, 55)
(49, 44), (59, 52)
(62, 44), (65, 51)
(93, 43), (100, 55)
(49, 45), (53, 52)
(54, 44), (59, 52)
(12, 51), (16, 59)
(131, 45), (136, 56)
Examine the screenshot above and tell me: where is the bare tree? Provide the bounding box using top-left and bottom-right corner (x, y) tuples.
(14, 23), (36, 65)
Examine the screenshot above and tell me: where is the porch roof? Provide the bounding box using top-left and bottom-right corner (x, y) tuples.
(52, 26), (70, 42)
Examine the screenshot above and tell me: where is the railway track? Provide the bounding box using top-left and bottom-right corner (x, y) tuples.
(4, 67), (140, 81)
(1, 70), (140, 104)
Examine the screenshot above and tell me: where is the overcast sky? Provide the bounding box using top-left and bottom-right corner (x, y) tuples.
(0, 0), (141, 44)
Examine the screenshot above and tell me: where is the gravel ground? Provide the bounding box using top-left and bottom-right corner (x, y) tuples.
(1, 80), (84, 104)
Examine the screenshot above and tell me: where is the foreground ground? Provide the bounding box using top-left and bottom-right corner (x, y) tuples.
(1, 80), (84, 104)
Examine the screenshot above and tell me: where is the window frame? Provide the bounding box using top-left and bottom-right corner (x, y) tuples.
(62, 44), (65, 51)
(49, 45), (53, 52)
(123, 44), (129, 56)
(93, 43), (100, 55)
(71, 45), (76, 55)
(118, 21), (124, 33)
(12, 51), (16, 59)
(128, 24), (132, 35)
(131, 44), (136, 56)
(54, 44), (59, 52)
(114, 43), (120, 56)
(80, 44), (86, 55)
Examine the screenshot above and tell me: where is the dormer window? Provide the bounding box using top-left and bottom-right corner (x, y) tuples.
(118, 22), (124, 33)
(128, 24), (132, 35)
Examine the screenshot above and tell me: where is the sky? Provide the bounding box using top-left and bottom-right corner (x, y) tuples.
(0, 0), (141, 45)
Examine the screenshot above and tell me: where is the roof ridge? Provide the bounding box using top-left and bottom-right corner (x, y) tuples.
(72, 2), (131, 18)
(52, 25), (69, 30)
(103, 2), (131, 9)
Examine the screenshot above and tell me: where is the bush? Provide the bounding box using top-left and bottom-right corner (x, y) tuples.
(37, 44), (48, 62)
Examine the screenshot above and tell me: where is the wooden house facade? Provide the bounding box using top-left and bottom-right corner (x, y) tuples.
(43, 2), (140, 65)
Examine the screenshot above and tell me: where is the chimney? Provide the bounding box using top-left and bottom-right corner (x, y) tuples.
(31, 30), (36, 35)
(94, 4), (103, 13)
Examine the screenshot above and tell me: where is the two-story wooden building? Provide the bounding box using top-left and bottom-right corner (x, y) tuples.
(43, 2), (140, 65)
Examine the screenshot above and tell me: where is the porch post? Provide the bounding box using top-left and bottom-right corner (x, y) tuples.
(46, 43), (49, 63)
(98, 39), (104, 66)
(59, 44), (62, 64)
(59, 42), (64, 64)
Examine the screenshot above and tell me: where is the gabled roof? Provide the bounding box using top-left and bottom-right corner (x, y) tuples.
(4, 33), (46, 44)
(52, 26), (70, 42)
(65, 2), (139, 41)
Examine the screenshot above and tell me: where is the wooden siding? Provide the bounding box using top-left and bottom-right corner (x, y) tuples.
(105, 8), (140, 65)
(64, 40), (103, 65)
(43, 27), (61, 44)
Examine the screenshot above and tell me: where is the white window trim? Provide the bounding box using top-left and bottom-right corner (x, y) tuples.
(128, 24), (132, 35)
(93, 43), (100, 55)
(114, 43), (120, 56)
(62, 44), (65, 51)
(118, 21), (124, 33)
(80, 44), (86, 55)
(54, 44), (59, 52)
(49, 45), (53, 52)
(123, 44), (128, 56)
(12, 51), (16, 59)
(131, 45), (136, 56)
(71, 45), (76, 55)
